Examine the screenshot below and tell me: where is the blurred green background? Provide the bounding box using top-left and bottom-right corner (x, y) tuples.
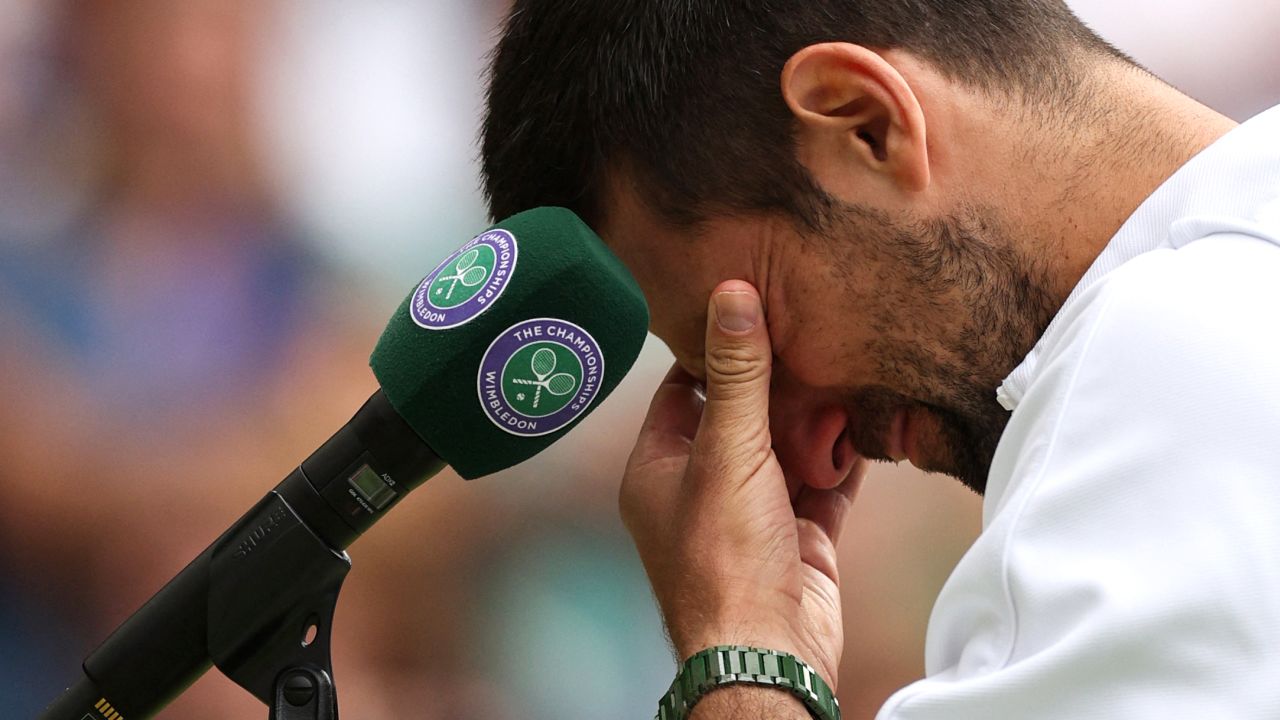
(0, 2), (1275, 718)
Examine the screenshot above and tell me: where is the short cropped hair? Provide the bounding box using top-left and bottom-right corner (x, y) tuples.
(482, 0), (1124, 228)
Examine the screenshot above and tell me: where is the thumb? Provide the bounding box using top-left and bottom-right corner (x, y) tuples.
(696, 281), (773, 463)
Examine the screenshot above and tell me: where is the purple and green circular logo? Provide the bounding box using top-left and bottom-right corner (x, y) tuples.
(478, 318), (605, 437)
(411, 229), (518, 330)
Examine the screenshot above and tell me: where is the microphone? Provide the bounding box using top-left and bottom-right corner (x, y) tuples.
(40, 207), (650, 720)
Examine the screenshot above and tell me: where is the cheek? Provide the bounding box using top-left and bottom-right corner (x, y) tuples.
(775, 331), (860, 390)
(769, 288), (872, 389)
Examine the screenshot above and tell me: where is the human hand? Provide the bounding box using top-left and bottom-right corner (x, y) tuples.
(620, 280), (866, 690)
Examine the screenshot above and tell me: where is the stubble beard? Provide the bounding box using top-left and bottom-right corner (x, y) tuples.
(827, 202), (1057, 495)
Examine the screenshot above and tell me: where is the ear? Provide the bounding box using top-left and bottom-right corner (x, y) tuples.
(781, 43), (930, 196)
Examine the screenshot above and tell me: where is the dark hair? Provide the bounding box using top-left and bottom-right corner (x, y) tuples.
(482, 0), (1124, 229)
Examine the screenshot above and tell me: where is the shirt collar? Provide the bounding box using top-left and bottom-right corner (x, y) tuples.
(996, 103), (1280, 412)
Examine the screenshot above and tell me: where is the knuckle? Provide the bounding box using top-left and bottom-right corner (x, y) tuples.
(705, 342), (769, 385)
(618, 488), (645, 538)
(618, 454), (686, 536)
(618, 476), (642, 526)
(618, 498), (636, 533)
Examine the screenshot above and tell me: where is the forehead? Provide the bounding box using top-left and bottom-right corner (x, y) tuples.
(595, 177), (781, 379)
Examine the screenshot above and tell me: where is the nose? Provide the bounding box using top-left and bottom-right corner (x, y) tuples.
(769, 373), (859, 494)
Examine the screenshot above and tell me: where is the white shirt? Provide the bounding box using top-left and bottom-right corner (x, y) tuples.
(879, 104), (1280, 719)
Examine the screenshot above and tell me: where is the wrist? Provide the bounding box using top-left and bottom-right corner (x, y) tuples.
(673, 628), (836, 691)
(688, 685), (810, 719)
(655, 645), (841, 720)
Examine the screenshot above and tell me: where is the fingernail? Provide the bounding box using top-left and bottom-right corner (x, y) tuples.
(714, 291), (759, 333)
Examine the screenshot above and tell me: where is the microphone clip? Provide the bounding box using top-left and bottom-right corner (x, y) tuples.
(208, 484), (348, 720)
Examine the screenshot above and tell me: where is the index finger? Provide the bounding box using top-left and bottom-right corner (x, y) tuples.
(638, 362), (706, 446)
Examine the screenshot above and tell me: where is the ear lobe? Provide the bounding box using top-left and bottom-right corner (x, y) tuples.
(781, 43), (930, 193)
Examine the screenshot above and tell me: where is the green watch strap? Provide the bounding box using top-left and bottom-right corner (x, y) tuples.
(654, 645), (841, 720)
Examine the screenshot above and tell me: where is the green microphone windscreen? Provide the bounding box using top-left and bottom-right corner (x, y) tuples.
(370, 207), (650, 479)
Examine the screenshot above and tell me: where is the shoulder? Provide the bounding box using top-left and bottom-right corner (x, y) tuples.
(1102, 231), (1280, 323)
(998, 232), (1280, 488)
(884, 235), (1280, 719)
(1080, 233), (1280, 386)
(988, 231), (1280, 530)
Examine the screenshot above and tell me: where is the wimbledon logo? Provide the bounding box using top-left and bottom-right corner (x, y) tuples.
(478, 318), (604, 437)
(411, 229), (518, 330)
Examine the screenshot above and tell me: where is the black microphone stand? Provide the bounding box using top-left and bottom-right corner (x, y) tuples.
(40, 391), (444, 720)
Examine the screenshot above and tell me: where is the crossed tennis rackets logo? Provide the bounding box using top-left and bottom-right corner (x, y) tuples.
(477, 318), (602, 437)
(434, 248), (489, 301)
(510, 347), (578, 409)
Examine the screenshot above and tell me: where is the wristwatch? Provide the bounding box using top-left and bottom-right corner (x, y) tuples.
(654, 645), (841, 720)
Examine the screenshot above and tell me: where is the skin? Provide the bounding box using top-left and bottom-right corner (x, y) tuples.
(606, 43), (1237, 717)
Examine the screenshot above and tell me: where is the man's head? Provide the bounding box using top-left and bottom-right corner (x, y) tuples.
(482, 0), (1136, 493)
